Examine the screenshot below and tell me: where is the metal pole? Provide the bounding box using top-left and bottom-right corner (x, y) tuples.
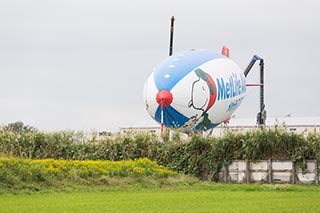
(259, 59), (265, 126)
(169, 16), (175, 56)
(243, 55), (266, 127)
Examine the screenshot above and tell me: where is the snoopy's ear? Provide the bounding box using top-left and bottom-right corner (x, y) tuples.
(188, 100), (193, 108)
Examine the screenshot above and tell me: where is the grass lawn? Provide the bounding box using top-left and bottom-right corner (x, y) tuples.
(0, 185), (319, 212)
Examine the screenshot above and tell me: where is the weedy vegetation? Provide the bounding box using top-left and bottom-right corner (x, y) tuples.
(1, 122), (320, 182)
(1, 122), (320, 212)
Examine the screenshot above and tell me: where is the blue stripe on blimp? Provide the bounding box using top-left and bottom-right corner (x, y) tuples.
(155, 105), (189, 128)
(153, 50), (223, 91)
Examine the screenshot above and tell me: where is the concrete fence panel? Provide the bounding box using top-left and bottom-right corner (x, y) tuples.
(219, 160), (319, 184)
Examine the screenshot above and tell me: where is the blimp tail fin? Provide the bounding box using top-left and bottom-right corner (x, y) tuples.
(221, 46), (230, 58)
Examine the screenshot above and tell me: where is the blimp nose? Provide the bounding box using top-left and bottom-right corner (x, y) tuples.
(156, 90), (173, 107)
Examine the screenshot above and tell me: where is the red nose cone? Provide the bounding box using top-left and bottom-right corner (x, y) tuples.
(156, 90), (173, 107)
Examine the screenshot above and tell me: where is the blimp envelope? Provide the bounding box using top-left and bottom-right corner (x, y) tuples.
(144, 49), (246, 132)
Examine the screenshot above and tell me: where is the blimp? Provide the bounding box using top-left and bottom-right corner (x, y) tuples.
(144, 17), (265, 133)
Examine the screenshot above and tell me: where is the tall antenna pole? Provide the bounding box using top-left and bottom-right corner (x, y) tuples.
(259, 59), (266, 127)
(169, 16), (175, 56)
(244, 55), (266, 127)
(160, 16), (175, 134)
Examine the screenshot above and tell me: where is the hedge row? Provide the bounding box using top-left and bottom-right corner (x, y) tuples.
(0, 128), (320, 181)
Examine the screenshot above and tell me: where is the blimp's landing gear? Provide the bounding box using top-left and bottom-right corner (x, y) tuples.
(244, 56), (266, 127)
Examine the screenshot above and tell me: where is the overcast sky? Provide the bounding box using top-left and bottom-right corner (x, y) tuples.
(0, 0), (319, 132)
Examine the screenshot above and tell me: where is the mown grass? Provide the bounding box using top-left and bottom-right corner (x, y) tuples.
(0, 184), (320, 212)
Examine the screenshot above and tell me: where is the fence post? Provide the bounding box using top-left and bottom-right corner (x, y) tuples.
(246, 160), (251, 183)
(223, 164), (229, 183)
(268, 158), (273, 184)
(316, 161), (319, 185)
(291, 162), (297, 184)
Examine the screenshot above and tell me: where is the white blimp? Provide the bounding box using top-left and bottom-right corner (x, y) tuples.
(144, 17), (264, 133)
(144, 48), (247, 132)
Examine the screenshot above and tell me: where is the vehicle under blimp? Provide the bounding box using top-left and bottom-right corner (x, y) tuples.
(144, 17), (265, 133)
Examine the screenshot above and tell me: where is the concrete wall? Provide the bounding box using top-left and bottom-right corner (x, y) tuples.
(219, 160), (319, 184)
(210, 125), (320, 137)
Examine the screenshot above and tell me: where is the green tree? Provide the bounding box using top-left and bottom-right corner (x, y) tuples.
(2, 121), (38, 133)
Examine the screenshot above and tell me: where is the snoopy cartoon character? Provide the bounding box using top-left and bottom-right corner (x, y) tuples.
(186, 68), (217, 130)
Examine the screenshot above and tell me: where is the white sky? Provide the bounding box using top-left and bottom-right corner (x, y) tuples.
(0, 0), (319, 132)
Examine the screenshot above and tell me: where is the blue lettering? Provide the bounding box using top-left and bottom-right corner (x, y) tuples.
(229, 76), (234, 98)
(227, 97), (244, 112)
(217, 78), (225, 100)
(216, 73), (246, 101)
(237, 79), (241, 96)
(226, 82), (230, 98)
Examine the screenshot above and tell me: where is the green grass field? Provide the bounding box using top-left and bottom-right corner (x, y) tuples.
(1, 158), (319, 212)
(1, 184), (319, 212)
